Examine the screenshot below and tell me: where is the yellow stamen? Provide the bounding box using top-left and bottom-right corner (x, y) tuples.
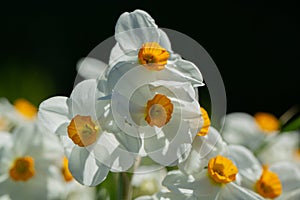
(254, 112), (280, 133)
(197, 107), (211, 136)
(138, 42), (169, 71)
(9, 156), (35, 181)
(208, 155), (238, 184)
(255, 166), (282, 198)
(14, 98), (37, 119)
(67, 115), (99, 147)
(145, 94), (173, 128)
(62, 157), (73, 182)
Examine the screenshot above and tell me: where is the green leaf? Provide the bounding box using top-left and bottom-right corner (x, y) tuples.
(281, 116), (300, 132)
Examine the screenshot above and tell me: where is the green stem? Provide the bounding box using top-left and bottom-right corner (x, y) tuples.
(125, 156), (141, 200)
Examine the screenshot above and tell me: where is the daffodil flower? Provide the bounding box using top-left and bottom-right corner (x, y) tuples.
(221, 112), (280, 152)
(38, 79), (138, 186)
(0, 122), (64, 200)
(161, 155), (264, 200)
(228, 145), (300, 199)
(100, 9), (203, 95)
(109, 80), (202, 166)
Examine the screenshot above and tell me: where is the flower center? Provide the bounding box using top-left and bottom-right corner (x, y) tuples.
(67, 115), (100, 147)
(14, 98), (37, 119)
(208, 155), (238, 184)
(145, 94), (173, 128)
(255, 166), (282, 198)
(254, 112), (280, 133)
(62, 157), (73, 182)
(9, 156), (35, 181)
(138, 42), (169, 71)
(197, 107), (211, 136)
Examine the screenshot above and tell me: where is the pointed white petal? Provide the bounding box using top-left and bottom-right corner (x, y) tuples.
(70, 79), (98, 117)
(91, 132), (136, 172)
(166, 59), (204, 87)
(115, 10), (160, 52)
(38, 96), (70, 133)
(68, 146), (110, 186)
(218, 183), (264, 200)
(162, 170), (220, 199)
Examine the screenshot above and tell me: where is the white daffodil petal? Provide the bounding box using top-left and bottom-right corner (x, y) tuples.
(158, 29), (172, 52)
(163, 170), (220, 199)
(109, 43), (126, 65)
(0, 174), (48, 200)
(144, 117), (192, 166)
(93, 132), (136, 172)
(218, 182), (264, 200)
(12, 123), (39, 156)
(70, 79), (99, 117)
(38, 130), (64, 163)
(113, 130), (141, 154)
(157, 192), (198, 200)
(228, 145), (262, 189)
(76, 57), (107, 80)
(221, 112), (265, 151)
(68, 146), (109, 186)
(115, 9), (160, 52)
(38, 96), (70, 133)
(58, 135), (75, 157)
(106, 62), (138, 96)
(269, 162), (300, 193)
(277, 187), (300, 200)
(0, 132), (11, 148)
(165, 59), (204, 87)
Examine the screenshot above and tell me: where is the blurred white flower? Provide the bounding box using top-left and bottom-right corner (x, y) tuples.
(132, 165), (167, 198)
(221, 112), (280, 151)
(0, 122), (64, 200)
(38, 79), (137, 186)
(229, 145), (300, 199)
(256, 131), (300, 165)
(0, 98), (37, 132)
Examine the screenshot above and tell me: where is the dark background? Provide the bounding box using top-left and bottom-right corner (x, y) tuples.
(0, 0), (299, 118)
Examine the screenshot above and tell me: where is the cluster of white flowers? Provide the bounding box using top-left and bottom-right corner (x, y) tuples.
(0, 99), (95, 200)
(1, 9), (299, 200)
